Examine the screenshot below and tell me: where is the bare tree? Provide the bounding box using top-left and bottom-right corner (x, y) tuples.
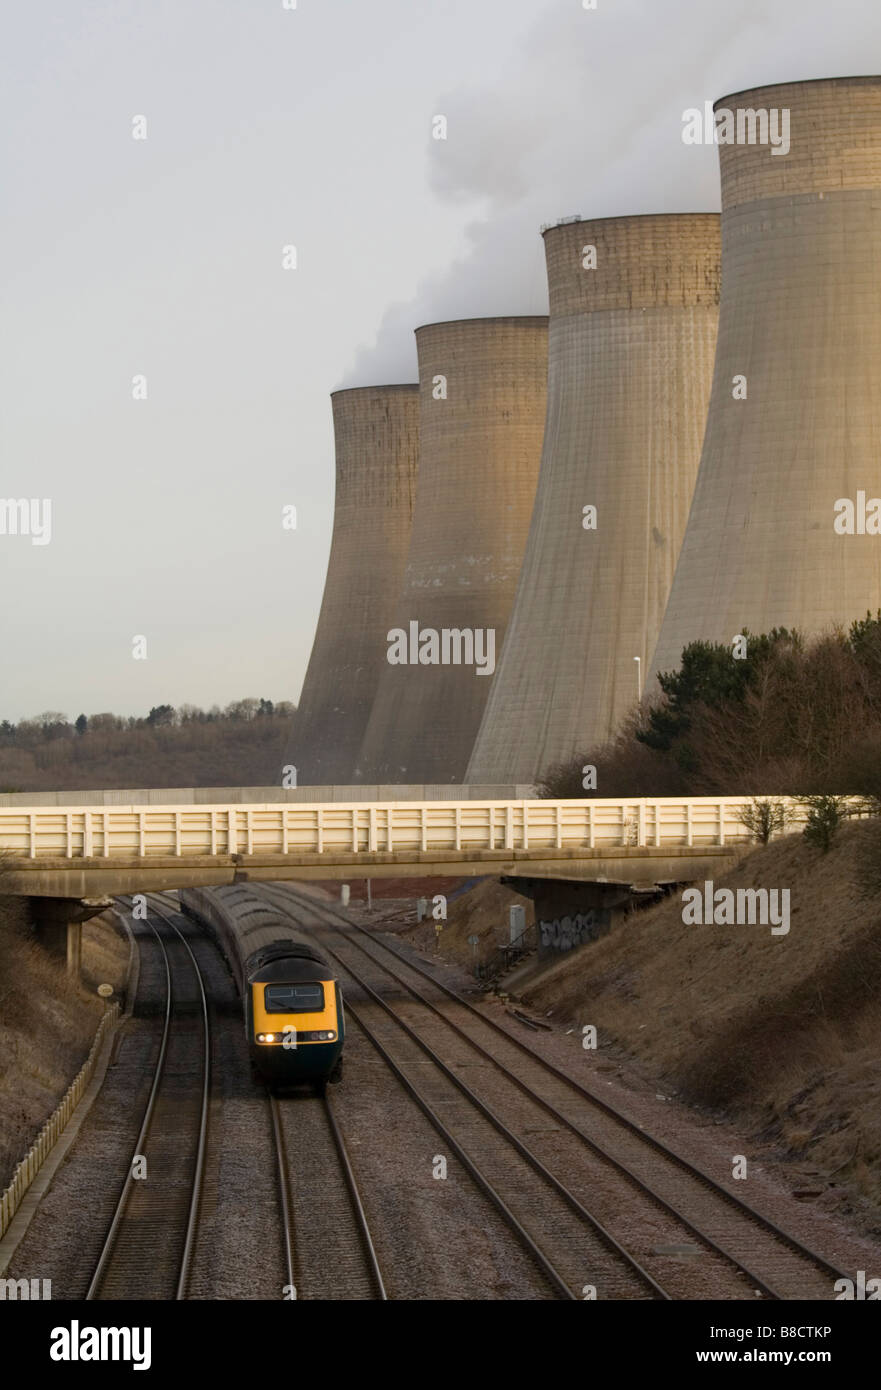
(738, 798), (789, 844)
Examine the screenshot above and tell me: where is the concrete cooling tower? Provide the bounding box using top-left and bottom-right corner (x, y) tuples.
(292, 385), (419, 784)
(466, 215), (720, 785)
(649, 76), (881, 686)
(355, 317), (548, 783)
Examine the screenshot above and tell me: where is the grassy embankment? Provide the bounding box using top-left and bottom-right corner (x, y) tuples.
(0, 888), (129, 1190)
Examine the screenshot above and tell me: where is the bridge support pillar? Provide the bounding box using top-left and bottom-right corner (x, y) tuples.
(28, 896), (113, 978)
(30, 898), (69, 959)
(66, 921), (82, 977)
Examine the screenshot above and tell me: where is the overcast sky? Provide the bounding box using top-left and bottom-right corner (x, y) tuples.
(1, 0), (877, 721)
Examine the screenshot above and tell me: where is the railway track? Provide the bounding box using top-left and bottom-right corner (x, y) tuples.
(269, 1090), (387, 1300)
(253, 884), (674, 1300)
(86, 895), (211, 1300)
(253, 881), (855, 1302)
(155, 888), (385, 1300)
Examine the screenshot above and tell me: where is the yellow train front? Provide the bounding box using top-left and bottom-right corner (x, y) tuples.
(245, 939), (344, 1090)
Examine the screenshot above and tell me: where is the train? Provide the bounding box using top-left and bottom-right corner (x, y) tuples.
(179, 885), (344, 1091)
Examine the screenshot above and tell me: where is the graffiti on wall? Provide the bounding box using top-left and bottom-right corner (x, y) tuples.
(539, 908), (608, 953)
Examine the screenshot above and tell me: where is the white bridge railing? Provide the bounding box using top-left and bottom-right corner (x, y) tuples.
(0, 797), (832, 861)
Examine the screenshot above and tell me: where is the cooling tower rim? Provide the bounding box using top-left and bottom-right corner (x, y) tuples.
(540, 211), (719, 238)
(414, 315), (549, 335)
(330, 383), (419, 398)
(716, 73), (881, 108)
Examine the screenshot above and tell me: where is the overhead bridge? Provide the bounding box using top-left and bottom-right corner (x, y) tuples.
(0, 796), (819, 898)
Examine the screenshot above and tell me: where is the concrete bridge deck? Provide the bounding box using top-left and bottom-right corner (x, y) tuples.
(0, 795), (814, 897)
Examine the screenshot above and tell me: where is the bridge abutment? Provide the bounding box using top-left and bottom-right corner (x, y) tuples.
(505, 876), (668, 958)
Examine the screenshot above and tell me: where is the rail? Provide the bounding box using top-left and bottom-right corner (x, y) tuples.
(86, 900), (212, 1300)
(259, 882), (853, 1298)
(0, 795), (842, 862)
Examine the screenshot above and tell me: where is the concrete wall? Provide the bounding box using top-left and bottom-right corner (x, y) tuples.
(504, 876), (637, 956)
(649, 77), (881, 684)
(291, 385), (419, 784)
(467, 216), (720, 783)
(0, 785), (536, 807)
(355, 317), (548, 783)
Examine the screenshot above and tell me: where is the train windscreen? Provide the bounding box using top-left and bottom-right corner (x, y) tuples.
(264, 982), (325, 1013)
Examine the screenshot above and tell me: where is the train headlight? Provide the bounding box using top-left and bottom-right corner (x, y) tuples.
(265, 1033), (277, 1042)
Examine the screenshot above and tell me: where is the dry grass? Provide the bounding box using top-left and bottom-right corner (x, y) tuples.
(0, 897), (129, 1190)
(400, 877), (536, 967)
(520, 821), (881, 1229)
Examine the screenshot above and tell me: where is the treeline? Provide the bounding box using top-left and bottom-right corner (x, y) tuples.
(538, 613), (881, 801)
(0, 698), (297, 791)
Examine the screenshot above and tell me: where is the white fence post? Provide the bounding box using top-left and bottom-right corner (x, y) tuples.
(0, 1003), (119, 1240)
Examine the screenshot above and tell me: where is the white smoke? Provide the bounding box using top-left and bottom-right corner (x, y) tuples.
(340, 0), (879, 387)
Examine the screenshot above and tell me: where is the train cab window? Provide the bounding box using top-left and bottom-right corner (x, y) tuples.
(264, 983), (325, 1012)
